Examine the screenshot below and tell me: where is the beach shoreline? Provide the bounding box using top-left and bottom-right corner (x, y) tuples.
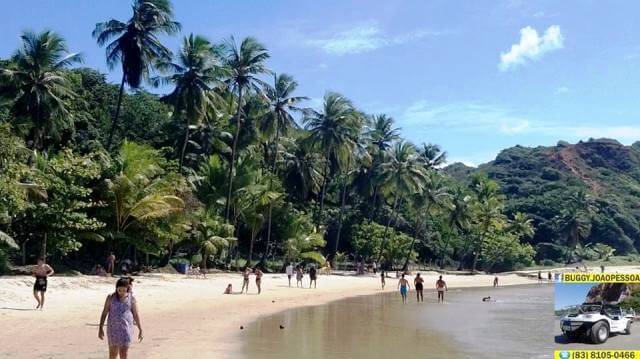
(1, 265), (638, 358)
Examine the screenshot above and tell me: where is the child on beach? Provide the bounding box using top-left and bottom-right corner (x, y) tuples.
(99, 278), (143, 359)
(224, 284), (233, 294)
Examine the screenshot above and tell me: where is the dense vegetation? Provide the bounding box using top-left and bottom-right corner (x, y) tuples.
(447, 139), (640, 265)
(3, 0), (626, 275)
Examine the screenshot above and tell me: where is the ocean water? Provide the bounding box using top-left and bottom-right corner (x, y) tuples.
(241, 284), (555, 359)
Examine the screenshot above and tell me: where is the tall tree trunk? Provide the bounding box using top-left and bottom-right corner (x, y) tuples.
(271, 124), (281, 174)
(333, 175), (350, 263)
(225, 87), (243, 221)
(369, 185), (378, 221)
(403, 216), (425, 271)
(107, 75), (126, 150)
(376, 194), (400, 263)
(248, 228), (256, 265)
(40, 232), (47, 260)
(178, 114), (190, 173)
(261, 205), (273, 265)
(319, 147), (331, 216)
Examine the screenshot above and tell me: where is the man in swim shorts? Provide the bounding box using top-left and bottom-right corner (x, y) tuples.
(414, 273), (424, 302)
(436, 275), (447, 303)
(33, 257), (54, 309)
(397, 274), (410, 304)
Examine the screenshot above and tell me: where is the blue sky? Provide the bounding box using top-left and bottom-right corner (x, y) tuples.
(2, 0), (640, 165)
(555, 283), (595, 310)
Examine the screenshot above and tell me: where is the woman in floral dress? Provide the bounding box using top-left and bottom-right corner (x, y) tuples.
(99, 278), (143, 358)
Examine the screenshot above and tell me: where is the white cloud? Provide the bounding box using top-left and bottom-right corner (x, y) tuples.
(499, 25), (564, 71)
(307, 23), (448, 55)
(400, 101), (530, 135)
(555, 86), (569, 94)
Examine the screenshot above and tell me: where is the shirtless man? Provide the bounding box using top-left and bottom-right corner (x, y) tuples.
(241, 267), (251, 294)
(397, 274), (410, 304)
(254, 268), (264, 294)
(436, 275), (448, 303)
(33, 257), (54, 310)
(414, 273), (424, 302)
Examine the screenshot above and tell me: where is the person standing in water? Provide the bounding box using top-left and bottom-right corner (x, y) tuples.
(285, 263), (294, 287)
(32, 257), (54, 310)
(241, 267), (251, 293)
(537, 271), (543, 284)
(547, 271), (552, 284)
(436, 275), (448, 303)
(309, 265), (317, 289)
(99, 278), (143, 359)
(254, 268), (264, 294)
(414, 273), (424, 302)
(380, 270), (386, 290)
(397, 274), (410, 304)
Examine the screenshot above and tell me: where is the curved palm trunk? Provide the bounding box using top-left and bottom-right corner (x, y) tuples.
(376, 194), (400, 263)
(225, 87), (243, 221)
(319, 147), (331, 216)
(402, 206), (429, 271)
(248, 225), (258, 265)
(107, 75), (126, 150)
(333, 179), (349, 263)
(178, 114), (190, 172)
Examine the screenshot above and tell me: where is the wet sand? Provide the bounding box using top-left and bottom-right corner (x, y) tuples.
(242, 284), (555, 359)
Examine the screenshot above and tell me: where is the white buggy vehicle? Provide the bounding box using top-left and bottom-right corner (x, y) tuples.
(560, 303), (632, 344)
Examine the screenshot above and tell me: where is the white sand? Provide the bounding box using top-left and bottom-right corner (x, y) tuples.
(0, 266), (637, 358)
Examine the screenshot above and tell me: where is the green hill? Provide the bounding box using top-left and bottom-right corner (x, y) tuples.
(446, 138), (640, 260)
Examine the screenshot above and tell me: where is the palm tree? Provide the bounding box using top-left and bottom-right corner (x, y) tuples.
(365, 114), (400, 218)
(377, 141), (427, 261)
(554, 189), (596, 263)
(508, 212), (535, 239)
(444, 186), (472, 268)
(418, 143), (447, 169)
(93, 0), (180, 149)
(154, 34), (224, 171)
(262, 73), (308, 171)
(1, 31), (82, 150)
(282, 140), (324, 201)
(402, 171), (450, 269)
(303, 92), (360, 216)
(191, 210), (235, 270)
(221, 36), (270, 221)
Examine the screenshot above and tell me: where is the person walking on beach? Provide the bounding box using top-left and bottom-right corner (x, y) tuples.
(99, 278), (143, 359)
(436, 275), (447, 303)
(537, 271), (543, 284)
(372, 261), (378, 274)
(309, 265), (317, 289)
(296, 266), (304, 288)
(414, 273), (424, 302)
(241, 267), (251, 293)
(255, 268), (264, 294)
(547, 271), (552, 284)
(493, 276), (499, 287)
(380, 270), (386, 290)
(32, 257), (54, 310)
(106, 252), (116, 276)
(286, 263), (294, 287)
(398, 274), (410, 303)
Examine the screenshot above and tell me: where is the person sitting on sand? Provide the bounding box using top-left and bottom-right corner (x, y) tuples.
(309, 265), (317, 289)
(436, 275), (447, 303)
(380, 270), (386, 290)
(33, 257), (54, 310)
(296, 266), (304, 288)
(241, 267), (251, 294)
(398, 274), (410, 304)
(96, 264), (107, 277)
(224, 284), (233, 294)
(414, 273), (424, 302)
(286, 263), (294, 287)
(254, 268), (264, 294)
(493, 276), (498, 287)
(99, 278), (143, 359)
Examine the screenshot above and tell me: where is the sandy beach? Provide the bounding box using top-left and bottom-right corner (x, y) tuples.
(0, 266), (638, 358)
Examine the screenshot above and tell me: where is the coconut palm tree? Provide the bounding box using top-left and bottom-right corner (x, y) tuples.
(402, 171), (450, 270)
(364, 114), (400, 218)
(93, 0), (180, 149)
(154, 34), (224, 172)
(191, 209), (235, 270)
(376, 141), (427, 261)
(418, 143), (447, 169)
(282, 140), (324, 201)
(221, 36), (270, 221)
(444, 186), (472, 268)
(262, 73), (308, 171)
(554, 189), (597, 263)
(303, 92), (360, 216)
(1, 31), (82, 150)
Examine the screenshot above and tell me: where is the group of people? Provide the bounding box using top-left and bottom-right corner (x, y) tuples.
(396, 273), (448, 304)
(285, 263), (318, 288)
